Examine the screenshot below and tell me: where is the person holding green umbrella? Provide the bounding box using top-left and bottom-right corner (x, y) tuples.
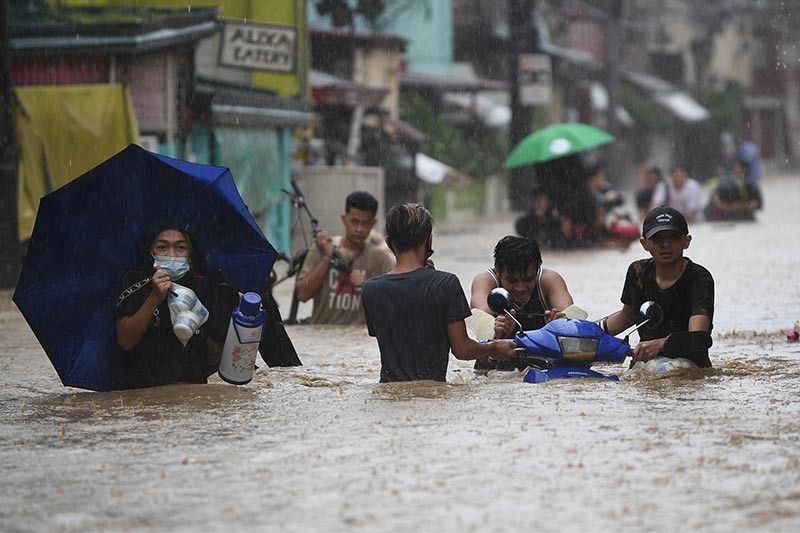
(506, 123), (615, 246)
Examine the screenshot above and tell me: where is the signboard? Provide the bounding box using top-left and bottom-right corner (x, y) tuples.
(219, 21), (297, 73)
(518, 53), (552, 106)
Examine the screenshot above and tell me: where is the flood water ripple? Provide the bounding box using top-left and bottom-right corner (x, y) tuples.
(1, 176), (799, 532)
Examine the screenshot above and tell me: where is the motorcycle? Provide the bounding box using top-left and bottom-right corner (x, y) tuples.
(486, 288), (712, 383)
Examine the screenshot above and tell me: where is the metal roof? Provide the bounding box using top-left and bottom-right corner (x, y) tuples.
(311, 70), (390, 108)
(195, 78), (316, 128)
(10, 4), (219, 55)
(400, 72), (508, 93)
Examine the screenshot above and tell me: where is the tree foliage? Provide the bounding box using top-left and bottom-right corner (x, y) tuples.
(401, 92), (508, 180)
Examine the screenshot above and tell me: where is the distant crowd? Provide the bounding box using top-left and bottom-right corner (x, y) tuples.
(514, 139), (764, 251)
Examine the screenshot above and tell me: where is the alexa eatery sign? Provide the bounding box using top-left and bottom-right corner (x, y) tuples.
(219, 20), (297, 73)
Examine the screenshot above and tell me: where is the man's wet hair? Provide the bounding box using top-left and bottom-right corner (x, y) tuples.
(346, 191), (378, 216)
(494, 235), (542, 277)
(385, 203), (432, 253)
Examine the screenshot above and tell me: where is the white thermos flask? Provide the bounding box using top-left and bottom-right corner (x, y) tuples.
(218, 292), (265, 385)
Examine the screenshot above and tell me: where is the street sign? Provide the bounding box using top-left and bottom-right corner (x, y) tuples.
(219, 20), (297, 73)
(518, 53), (552, 106)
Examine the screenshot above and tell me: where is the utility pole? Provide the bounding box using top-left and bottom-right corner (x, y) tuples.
(508, 0), (537, 211)
(604, 0), (623, 181)
(0, 0), (20, 288)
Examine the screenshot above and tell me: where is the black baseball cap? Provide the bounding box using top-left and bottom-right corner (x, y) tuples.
(642, 207), (689, 239)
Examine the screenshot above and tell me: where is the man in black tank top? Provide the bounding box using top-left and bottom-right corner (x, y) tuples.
(469, 236), (574, 370)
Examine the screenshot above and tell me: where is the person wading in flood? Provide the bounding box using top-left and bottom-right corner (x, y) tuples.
(469, 235), (573, 371)
(295, 191), (394, 325)
(115, 226), (240, 388)
(598, 207), (715, 367)
(362, 203), (516, 382)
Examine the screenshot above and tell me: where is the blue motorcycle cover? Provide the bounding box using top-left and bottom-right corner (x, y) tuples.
(514, 318), (631, 363)
(514, 319), (631, 382)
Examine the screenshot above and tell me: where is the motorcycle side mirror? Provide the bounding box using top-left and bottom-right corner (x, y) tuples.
(487, 288), (513, 315)
(638, 301), (663, 328)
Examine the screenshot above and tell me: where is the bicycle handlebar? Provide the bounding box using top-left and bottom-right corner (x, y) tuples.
(283, 180), (321, 236)
(290, 179), (304, 198)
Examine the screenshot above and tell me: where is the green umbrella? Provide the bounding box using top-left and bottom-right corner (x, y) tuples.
(504, 123), (614, 169)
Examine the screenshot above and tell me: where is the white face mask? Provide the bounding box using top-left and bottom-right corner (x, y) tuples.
(153, 255), (190, 281)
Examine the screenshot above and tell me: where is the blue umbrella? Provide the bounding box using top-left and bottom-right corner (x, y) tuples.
(13, 144), (277, 391)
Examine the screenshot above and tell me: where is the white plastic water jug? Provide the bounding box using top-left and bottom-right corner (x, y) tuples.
(218, 292), (265, 385)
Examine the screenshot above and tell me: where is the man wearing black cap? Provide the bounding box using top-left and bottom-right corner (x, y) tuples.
(599, 207), (715, 367)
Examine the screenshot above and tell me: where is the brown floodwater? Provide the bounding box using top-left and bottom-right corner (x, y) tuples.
(1, 175), (799, 532)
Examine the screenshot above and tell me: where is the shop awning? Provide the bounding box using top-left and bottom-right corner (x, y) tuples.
(441, 92), (511, 128)
(383, 116), (426, 142)
(621, 71), (710, 122)
(589, 82), (634, 126)
(195, 79), (316, 128)
(311, 70), (389, 108)
(415, 153), (470, 184)
(653, 92), (711, 122)
(10, 4), (218, 56)
(401, 72), (508, 93)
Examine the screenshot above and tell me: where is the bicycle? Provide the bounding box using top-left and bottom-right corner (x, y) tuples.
(266, 179), (349, 324)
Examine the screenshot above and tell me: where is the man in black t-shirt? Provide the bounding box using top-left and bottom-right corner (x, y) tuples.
(601, 207), (715, 367)
(362, 204), (515, 382)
